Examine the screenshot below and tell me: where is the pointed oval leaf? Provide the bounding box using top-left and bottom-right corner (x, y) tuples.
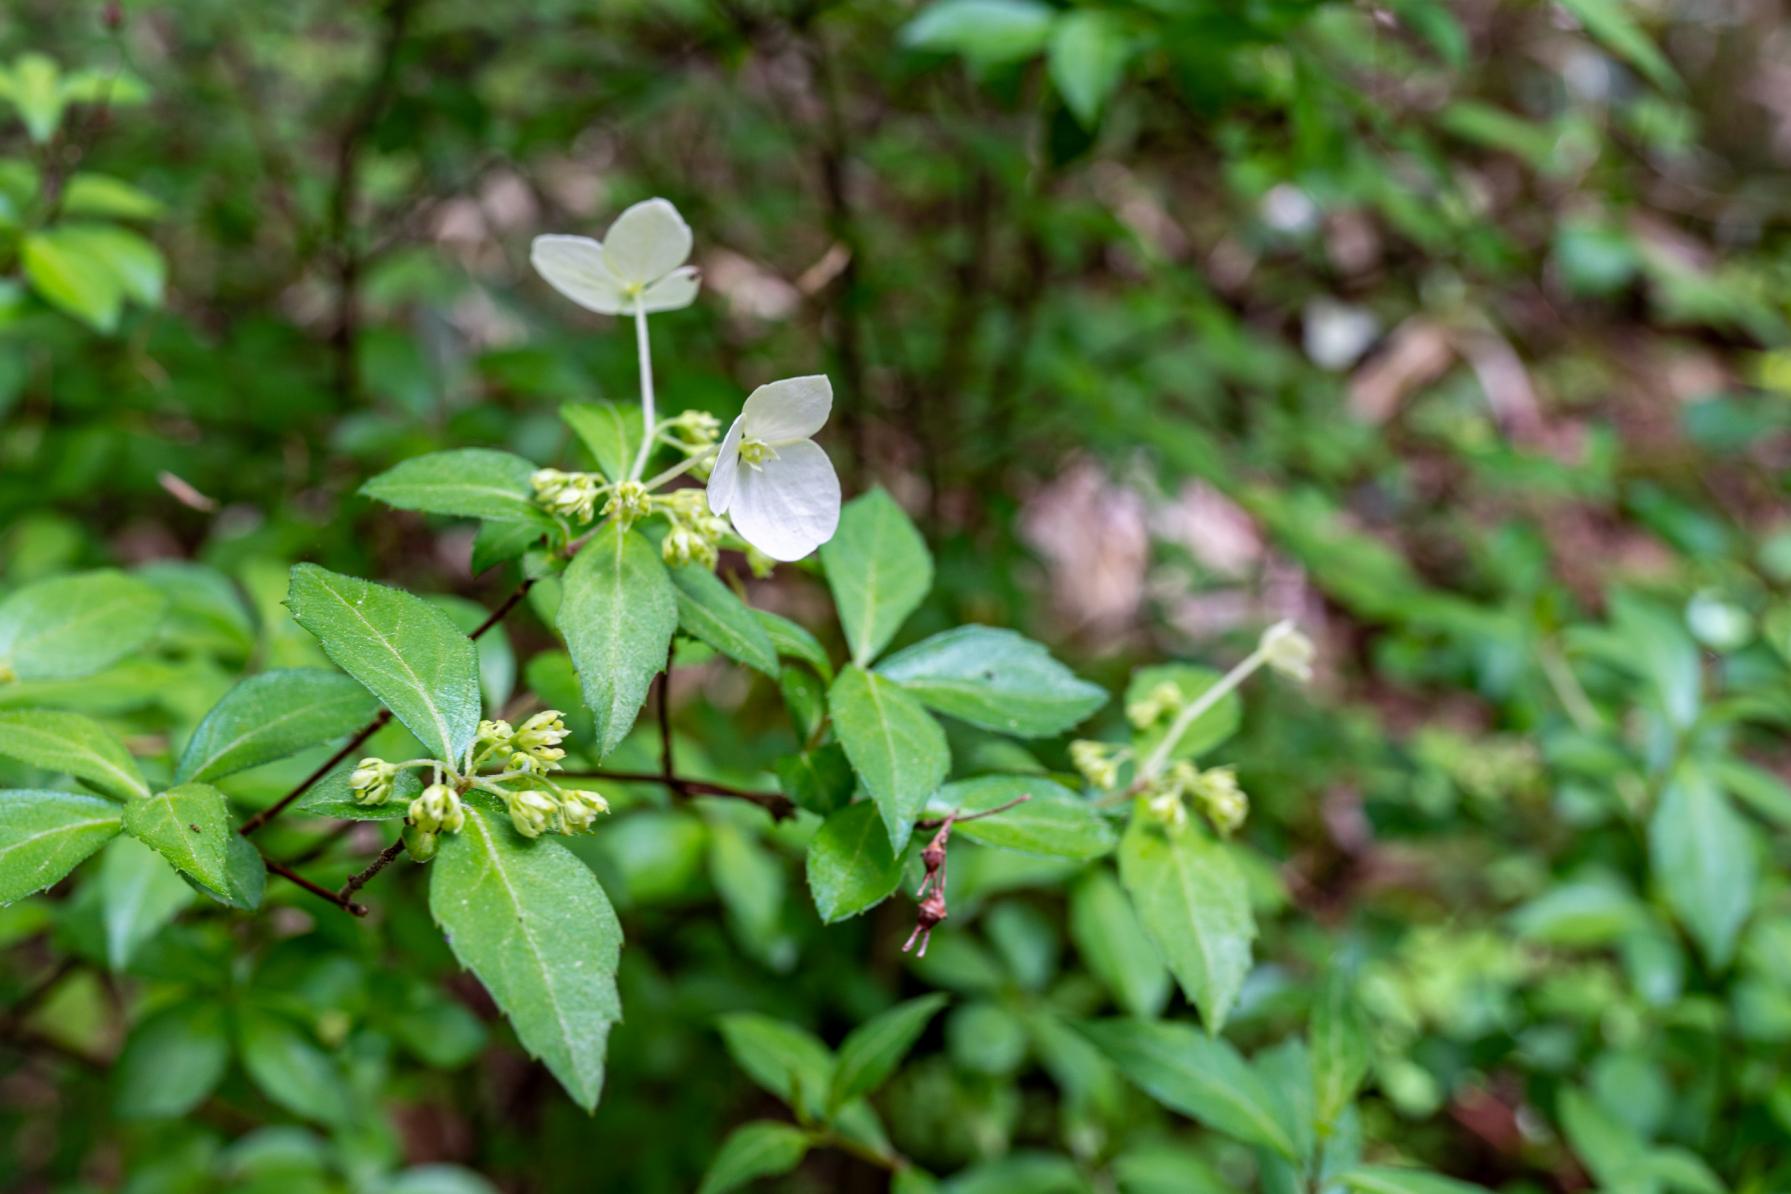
(1650, 769), (1757, 969)
(175, 669), (378, 784)
(113, 1000), (229, 1119)
(698, 1121), (812, 1194)
(670, 566), (778, 677)
(238, 1009), (352, 1124)
(926, 776), (1116, 860)
(0, 789), (122, 903)
(123, 783), (264, 909)
(0, 709), (148, 799)
(830, 993), (949, 1108)
(829, 664), (949, 853)
(98, 835), (193, 970)
(360, 448), (542, 523)
(561, 401), (641, 482)
(559, 523), (678, 757)
(877, 625), (1106, 738)
(285, 565), (482, 766)
(0, 569), (166, 681)
(821, 488), (933, 666)
(805, 800), (905, 923)
(1070, 868), (1170, 1018)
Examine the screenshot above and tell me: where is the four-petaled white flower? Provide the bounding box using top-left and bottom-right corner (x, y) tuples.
(707, 375), (841, 562)
(531, 198), (700, 315)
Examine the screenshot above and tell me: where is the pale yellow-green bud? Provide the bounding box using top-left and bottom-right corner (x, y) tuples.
(557, 789), (610, 833)
(515, 711), (569, 771)
(476, 719), (515, 751)
(1126, 681), (1183, 729)
(532, 468), (603, 523)
(602, 479), (652, 528)
(1259, 620), (1315, 683)
(403, 824), (439, 862)
(409, 783), (465, 834)
(506, 789), (559, 839)
(1069, 739), (1125, 791)
(667, 409), (721, 449)
(349, 757), (398, 806)
(1146, 786), (1187, 831)
(1193, 766), (1248, 836)
(744, 544), (774, 580)
(737, 437), (777, 468)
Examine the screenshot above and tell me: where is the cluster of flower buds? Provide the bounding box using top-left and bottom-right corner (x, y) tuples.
(661, 409), (721, 457)
(349, 757), (400, 806)
(602, 479), (652, 529)
(1147, 760), (1250, 836)
(1126, 679), (1185, 730)
(532, 468), (604, 523)
(409, 782), (466, 834)
(511, 710), (570, 773)
(1259, 620), (1315, 683)
(654, 488), (729, 569)
(1070, 739), (1128, 791)
(500, 786), (609, 839)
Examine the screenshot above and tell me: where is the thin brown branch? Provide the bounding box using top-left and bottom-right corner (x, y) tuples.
(265, 858), (368, 917)
(556, 770), (796, 821)
(916, 793), (1029, 828)
(338, 836), (406, 903)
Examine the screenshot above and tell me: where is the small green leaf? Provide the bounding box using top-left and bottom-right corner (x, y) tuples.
(670, 566), (778, 677)
(561, 401), (641, 482)
(1340, 1166), (1491, 1194)
(806, 801), (905, 923)
(295, 762), (419, 822)
(175, 669), (378, 785)
(472, 517), (549, 576)
(716, 1012), (833, 1118)
(22, 228), (120, 329)
(560, 522), (678, 757)
(123, 783), (264, 909)
(1117, 810), (1254, 1033)
(1556, 0), (1678, 93)
(1311, 970), (1370, 1131)
(1650, 768), (1756, 969)
(926, 776), (1115, 859)
(238, 1009), (351, 1124)
(901, 0), (1055, 63)
(360, 449), (542, 523)
(0, 709), (148, 800)
(8, 53), (66, 142)
(98, 836), (192, 970)
(430, 807), (623, 1111)
(698, 1121), (812, 1194)
(285, 565), (483, 766)
(876, 626), (1106, 738)
(1048, 11), (1130, 126)
(1126, 665), (1241, 765)
(113, 1001), (230, 1120)
(755, 610), (833, 682)
(830, 993), (948, 1108)
(829, 664), (949, 852)
(776, 744), (854, 816)
(0, 789), (122, 903)
(1069, 868), (1169, 1018)
(60, 172), (164, 220)
(53, 223), (165, 306)
(1083, 1018), (1298, 1158)
(0, 569), (166, 681)
(821, 488), (933, 667)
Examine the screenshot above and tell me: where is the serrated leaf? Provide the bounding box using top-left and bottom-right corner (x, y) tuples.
(925, 776), (1115, 859)
(175, 669), (378, 784)
(670, 566), (778, 677)
(876, 626), (1106, 738)
(360, 449), (542, 523)
(821, 488), (932, 666)
(285, 565), (482, 766)
(1069, 868), (1169, 1018)
(831, 993), (948, 1108)
(698, 1121), (811, 1194)
(1650, 769), (1756, 969)
(1117, 810), (1254, 1033)
(559, 522), (677, 757)
(805, 801), (905, 923)
(0, 789), (121, 903)
(430, 807), (623, 1110)
(113, 1000), (230, 1120)
(0, 569), (166, 681)
(98, 836), (192, 971)
(561, 401), (641, 482)
(829, 664), (949, 852)
(123, 783), (264, 909)
(1082, 1018), (1297, 1158)
(755, 610), (833, 682)
(0, 709), (148, 799)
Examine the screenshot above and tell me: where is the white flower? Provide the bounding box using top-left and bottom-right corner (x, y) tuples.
(1259, 620), (1315, 683)
(706, 375), (841, 562)
(530, 198), (701, 315)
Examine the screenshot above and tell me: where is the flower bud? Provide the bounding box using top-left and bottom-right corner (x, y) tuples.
(1126, 681), (1183, 729)
(505, 789), (560, 839)
(349, 757), (398, 806)
(557, 789), (610, 833)
(1146, 787), (1187, 831)
(403, 824), (439, 862)
(515, 711), (569, 771)
(602, 480), (652, 528)
(1193, 766), (1248, 836)
(532, 468), (603, 523)
(668, 409), (721, 448)
(409, 783), (465, 834)
(476, 718), (515, 752)
(1069, 740), (1124, 791)
(1259, 620), (1314, 683)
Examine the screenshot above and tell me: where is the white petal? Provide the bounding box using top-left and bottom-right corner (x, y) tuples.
(741, 375), (832, 444)
(706, 416), (746, 515)
(728, 439), (840, 562)
(639, 265), (701, 313)
(530, 235), (629, 314)
(601, 198), (692, 286)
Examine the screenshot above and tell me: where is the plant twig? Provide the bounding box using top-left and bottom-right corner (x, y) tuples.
(338, 836), (406, 903)
(905, 794), (1030, 956)
(265, 858), (368, 917)
(557, 769), (796, 821)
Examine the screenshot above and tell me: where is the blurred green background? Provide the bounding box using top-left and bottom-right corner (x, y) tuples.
(3, 0), (1790, 1190)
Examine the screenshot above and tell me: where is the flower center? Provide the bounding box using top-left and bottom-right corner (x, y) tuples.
(738, 437), (779, 469)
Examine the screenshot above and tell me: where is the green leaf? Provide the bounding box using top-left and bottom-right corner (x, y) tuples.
(670, 566), (778, 677)
(805, 801), (905, 923)
(295, 762), (419, 822)
(1650, 769), (1756, 969)
(472, 517), (548, 576)
(53, 223), (165, 306)
(0, 709), (148, 800)
(175, 669), (378, 784)
(559, 523), (678, 758)
(113, 1000), (230, 1120)
(821, 488), (933, 666)
(1069, 868), (1169, 1018)
(0, 789), (121, 903)
(122, 782), (264, 909)
(60, 172), (164, 220)
(238, 1009), (351, 1124)
(1311, 970), (1370, 1131)
(0, 569), (166, 681)
(1126, 665), (1241, 765)
(1048, 11), (1130, 127)
(876, 626), (1106, 738)
(561, 401), (641, 482)
(1510, 880), (1645, 947)
(1117, 811), (1254, 1033)
(1556, 0), (1678, 93)
(776, 744), (854, 816)
(1340, 1166), (1490, 1194)
(21, 228), (119, 329)
(901, 0), (1055, 63)
(756, 610), (833, 682)
(139, 561), (256, 659)
(831, 993), (948, 1109)
(360, 449), (542, 523)
(430, 806), (623, 1111)
(715, 1012), (833, 1118)
(98, 835), (192, 970)
(285, 564), (483, 766)
(926, 776), (1115, 859)
(1082, 1018), (1298, 1158)
(697, 1121), (812, 1194)
(8, 53), (65, 142)
(829, 664), (950, 852)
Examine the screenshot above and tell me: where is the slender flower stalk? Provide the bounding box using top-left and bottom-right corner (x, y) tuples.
(630, 293), (655, 480)
(1137, 648), (1266, 782)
